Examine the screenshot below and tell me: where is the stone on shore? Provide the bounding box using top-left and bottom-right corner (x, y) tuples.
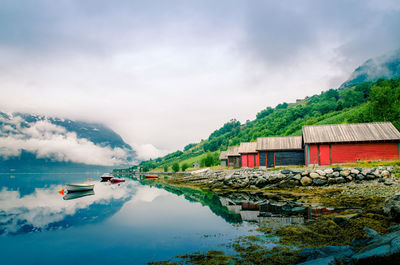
(351, 228), (400, 263)
(384, 194), (400, 221)
(300, 176), (313, 186)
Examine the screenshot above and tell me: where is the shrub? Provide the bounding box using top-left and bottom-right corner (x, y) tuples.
(181, 163), (189, 171)
(163, 165), (168, 172)
(172, 163), (180, 172)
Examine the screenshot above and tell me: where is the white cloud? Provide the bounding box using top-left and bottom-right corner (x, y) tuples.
(0, 119), (131, 166)
(133, 143), (169, 160)
(0, 0), (399, 153)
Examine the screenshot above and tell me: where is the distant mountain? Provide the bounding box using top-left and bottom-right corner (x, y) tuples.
(340, 49), (400, 88)
(0, 112), (137, 172)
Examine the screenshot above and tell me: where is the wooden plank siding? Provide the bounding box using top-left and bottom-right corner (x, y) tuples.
(241, 154), (248, 167)
(306, 142), (400, 165)
(303, 122), (400, 144)
(228, 156), (241, 168)
(319, 145), (330, 165)
(256, 136), (305, 168)
(259, 151), (266, 167)
(304, 122), (400, 165)
(331, 142), (399, 163)
(239, 142), (258, 168)
(257, 136), (303, 150)
(274, 151), (305, 166)
(240, 153), (258, 168)
(220, 159), (228, 167)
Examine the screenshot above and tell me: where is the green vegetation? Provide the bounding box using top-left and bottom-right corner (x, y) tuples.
(181, 163), (189, 171)
(137, 77), (400, 172)
(172, 162), (180, 172)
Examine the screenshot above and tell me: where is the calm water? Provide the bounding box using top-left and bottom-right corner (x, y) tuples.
(0, 172), (272, 265)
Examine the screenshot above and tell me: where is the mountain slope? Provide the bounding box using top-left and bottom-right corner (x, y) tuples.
(340, 49), (400, 88)
(137, 77), (400, 172)
(0, 112), (137, 172)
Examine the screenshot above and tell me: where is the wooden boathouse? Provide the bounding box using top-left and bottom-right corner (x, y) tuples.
(219, 151), (228, 167)
(256, 136), (304, 168)
(302, 122), (400, 166)
(226, 146), (241, 168)
(238, 142), (259, 168)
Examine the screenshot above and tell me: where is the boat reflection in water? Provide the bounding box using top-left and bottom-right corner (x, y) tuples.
(63, 189), (95, 200)
(0, 180), (135, 236)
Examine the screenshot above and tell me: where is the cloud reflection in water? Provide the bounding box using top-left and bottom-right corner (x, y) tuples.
(0, 181), (140, 235)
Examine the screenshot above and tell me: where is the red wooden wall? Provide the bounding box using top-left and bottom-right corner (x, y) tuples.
(248, 154), (255, 167)
(331, 142), (399, 163)
(307, 142), (399, 165)
(319, 145), (330, 165)
(256, 153), (259, 167)
(241, 154), (248, 167)
(309, 145), (319, 165)
(241, 153), (258, 167)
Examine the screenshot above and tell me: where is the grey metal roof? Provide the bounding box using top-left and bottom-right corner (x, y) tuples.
(238, 142), (257, 154)
(226, 146), (240, 157)
(302, 122), (400, 144)
(219, 151), (228, 160)
(256, 136), (303, 151)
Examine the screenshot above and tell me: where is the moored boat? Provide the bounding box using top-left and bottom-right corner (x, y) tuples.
(101, 173), (113, 182)
(63, 190), (95, 200)
(110, 178), (125, 184)
(145, 175), (159, 179)
(65, 183), (95, 192)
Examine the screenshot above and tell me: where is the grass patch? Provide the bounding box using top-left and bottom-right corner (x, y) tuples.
(330, 160), (400, 168)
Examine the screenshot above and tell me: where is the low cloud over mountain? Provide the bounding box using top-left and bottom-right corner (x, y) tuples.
(0, 112), (136, 167)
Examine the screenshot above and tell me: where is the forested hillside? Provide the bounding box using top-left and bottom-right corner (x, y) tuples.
(137, 77), (400, 172)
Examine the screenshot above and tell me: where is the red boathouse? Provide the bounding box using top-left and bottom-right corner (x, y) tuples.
(238, 142), (259, 168)
(302, 122), (400, 166)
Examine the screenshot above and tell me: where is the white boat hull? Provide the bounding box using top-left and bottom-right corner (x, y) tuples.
(65, 184), (94, 192)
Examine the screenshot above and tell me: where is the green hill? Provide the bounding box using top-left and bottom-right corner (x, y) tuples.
(137, 77), (400, 172)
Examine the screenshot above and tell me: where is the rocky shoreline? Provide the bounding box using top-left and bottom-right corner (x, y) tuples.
(187, 166), (398, 189)
(150, 165), (400, 264)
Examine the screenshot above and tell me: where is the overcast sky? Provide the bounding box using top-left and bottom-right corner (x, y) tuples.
(1, 0), (400, 160)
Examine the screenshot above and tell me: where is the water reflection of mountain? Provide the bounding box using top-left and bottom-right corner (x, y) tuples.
(141, 181), (335, 225)
(0, 183), (134, 236)
(141, 181), (242, 223)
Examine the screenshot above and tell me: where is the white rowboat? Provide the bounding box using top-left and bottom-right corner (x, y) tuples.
(65, 184), (94, 192)
(63, 190), (95, 200)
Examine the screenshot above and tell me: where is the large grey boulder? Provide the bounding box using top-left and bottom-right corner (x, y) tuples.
(384, 193), (400, 221)
(301, 176), (313, 186)
(298, 245), (355, 265)
(280, 169), (291, 174)
(340, 170), (351, 177)
(293, 174), (302, 181)
(352, 228), (400, 263)
(335, 177), (346, 184)
(313, 178), (328, 186)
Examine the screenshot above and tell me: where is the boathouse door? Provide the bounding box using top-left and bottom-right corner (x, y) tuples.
(267, 152), (274, 168)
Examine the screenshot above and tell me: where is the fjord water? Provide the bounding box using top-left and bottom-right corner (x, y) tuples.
(0, 173), (261, 265)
